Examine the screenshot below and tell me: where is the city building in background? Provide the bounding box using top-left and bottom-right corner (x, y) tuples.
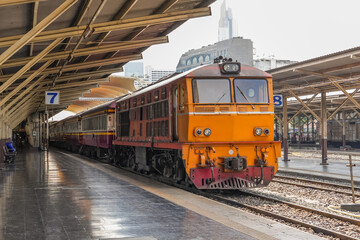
(218, 0), (238, 41)
(254, 57), (298, 71)
(124, 62), (144, 78)
(151, 69), (175, 82)
(176, 37), (253, 72)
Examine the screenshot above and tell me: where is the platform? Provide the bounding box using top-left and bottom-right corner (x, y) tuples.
(0, 149), (322, 240)
(279, 148), (360, 183)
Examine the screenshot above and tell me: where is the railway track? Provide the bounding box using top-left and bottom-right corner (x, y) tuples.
(273, 175), (360, 197)
(209, 191), (360, 240)
(148, 172), (360, 240)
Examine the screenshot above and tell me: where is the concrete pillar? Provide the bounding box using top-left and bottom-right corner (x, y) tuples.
(321, 91), (328, 165)
(283, 96), (289, 161)
(342, 111), (346, 147)
(297, 116), (301, 148)
(306, 117), (310, 142)
(292, 119), (296, 143)
(312, 116), (315, 142)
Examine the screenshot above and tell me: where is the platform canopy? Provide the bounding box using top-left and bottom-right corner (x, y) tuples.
(0, 0), (214, 130)
(270, 46), (360, 114)
(269, 46), (360, 163)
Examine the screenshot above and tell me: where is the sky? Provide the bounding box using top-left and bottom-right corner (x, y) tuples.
(140, 0), (360, 70)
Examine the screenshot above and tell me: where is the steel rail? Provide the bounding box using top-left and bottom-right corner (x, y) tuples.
(272, 178), (360, 197)
(208, 194), (358, 240)
(274, 175), (360, 191)
(240, 190), (360, 226)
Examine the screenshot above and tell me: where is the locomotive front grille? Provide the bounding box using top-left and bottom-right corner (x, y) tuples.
(209, 177), (256, 189)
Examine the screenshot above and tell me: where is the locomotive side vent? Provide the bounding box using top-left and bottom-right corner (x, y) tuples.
(219, 107), (230, 112)
(237, 107), (247, 112)
(260, 107), (269, 112)
(195, 106), (215, 112)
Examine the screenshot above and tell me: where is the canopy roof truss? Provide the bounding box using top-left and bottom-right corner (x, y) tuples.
(0, 0), (214, 130)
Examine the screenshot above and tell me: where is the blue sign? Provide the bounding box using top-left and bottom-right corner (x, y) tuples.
(45, 91), (60, 105)
(273, 95), (283, 107)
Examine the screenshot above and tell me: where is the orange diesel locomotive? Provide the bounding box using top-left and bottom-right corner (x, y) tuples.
(113, 58), (281, 189)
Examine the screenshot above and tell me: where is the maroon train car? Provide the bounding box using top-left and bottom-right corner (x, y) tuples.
(50, 101), (116, 161)
(79, 101), (116, 159)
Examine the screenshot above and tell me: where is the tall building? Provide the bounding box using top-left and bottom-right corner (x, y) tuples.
(218, 0), (238, 41)
(124, 62), (144, 78)
(176, 37), (253, 72)
(254, 57), (298, 71)
(151, 70), (175, 82)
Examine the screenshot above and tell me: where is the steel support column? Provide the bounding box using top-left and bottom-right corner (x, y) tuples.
(283, 96), (289, 161)
(321, 91), (328, 165)
(342, 111), (346, 147)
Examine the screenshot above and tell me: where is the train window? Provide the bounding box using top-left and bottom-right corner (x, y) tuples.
(141, 95), (145, 105)
(165, 120), (169, 137)
(161, 87), (166, 99)
(179, 86), (185, 110)
(133, 98), (137, 107)
(155, 90), (159, 101)
(99, 115), (107, 130)
(147, 93), (152, 103)
(234, 79), (269, 103)
(192, 79), (231, 103)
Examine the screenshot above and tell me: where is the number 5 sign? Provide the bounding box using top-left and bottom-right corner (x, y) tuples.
(273, 95), (283, 107)
(45, 91), (60, 105)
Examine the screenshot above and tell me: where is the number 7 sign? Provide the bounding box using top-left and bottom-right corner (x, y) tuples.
(45, 91), (60, 105)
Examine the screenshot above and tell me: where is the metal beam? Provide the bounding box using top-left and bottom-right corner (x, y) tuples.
(49, 78), (108, 90)
(0, 38), (62, 94)
(3, 68), (114, 91)
(0, 54), (140, 82)
(0, 77), (46, 115)
(288, 89), (321, 122)
(327, 88), (360, 120)
(288, 93), (318, 122)
(29, 1), (39, 56)
(328, 78), (360, 109)
(0, 0), (46, 7)
(0, 0), (77, 66)
(0, 61), (53, 107)
(0, 7), (211, 48)
(2, 36), (168, 68)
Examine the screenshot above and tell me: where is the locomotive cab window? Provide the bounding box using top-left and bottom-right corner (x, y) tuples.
(234, 79), (269, 103)
(192, 79), (231, 103)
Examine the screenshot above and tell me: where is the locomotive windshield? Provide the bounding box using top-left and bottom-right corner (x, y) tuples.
(234, 79), (269, 103)
(192, 79), (231, 103)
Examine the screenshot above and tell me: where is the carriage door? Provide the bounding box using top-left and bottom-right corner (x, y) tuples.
(172, 86), (179, 140)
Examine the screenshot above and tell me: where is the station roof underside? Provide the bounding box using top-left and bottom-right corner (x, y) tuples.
(0, 0), (214, 128)
(269, 46), (360, 117)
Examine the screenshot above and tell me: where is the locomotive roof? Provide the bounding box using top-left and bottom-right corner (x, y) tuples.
(116, 63), (272, 102)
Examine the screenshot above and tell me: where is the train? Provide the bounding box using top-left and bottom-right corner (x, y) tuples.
(50, 58), (281, 189)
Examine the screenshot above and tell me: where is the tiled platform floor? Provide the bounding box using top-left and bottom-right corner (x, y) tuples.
(0, 149), (255, 240)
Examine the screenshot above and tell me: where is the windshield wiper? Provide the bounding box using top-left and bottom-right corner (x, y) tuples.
(236, 86), (255, 109)
(216, 92), (226, 103)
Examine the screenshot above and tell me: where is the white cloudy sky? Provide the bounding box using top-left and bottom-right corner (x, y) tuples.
(140, 0), (360, 70)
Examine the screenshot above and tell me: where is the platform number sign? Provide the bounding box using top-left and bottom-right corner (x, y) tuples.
(45, 91), (60, 105)
(273, 95), (283, 107)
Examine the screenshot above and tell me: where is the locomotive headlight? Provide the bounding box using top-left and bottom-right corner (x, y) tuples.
(264, 128), (270, 135)
(204, 128), (212, 137)
(254, 127), (262, 136)
(194, 128), (203, 136)
(221, 62), (241, 74)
